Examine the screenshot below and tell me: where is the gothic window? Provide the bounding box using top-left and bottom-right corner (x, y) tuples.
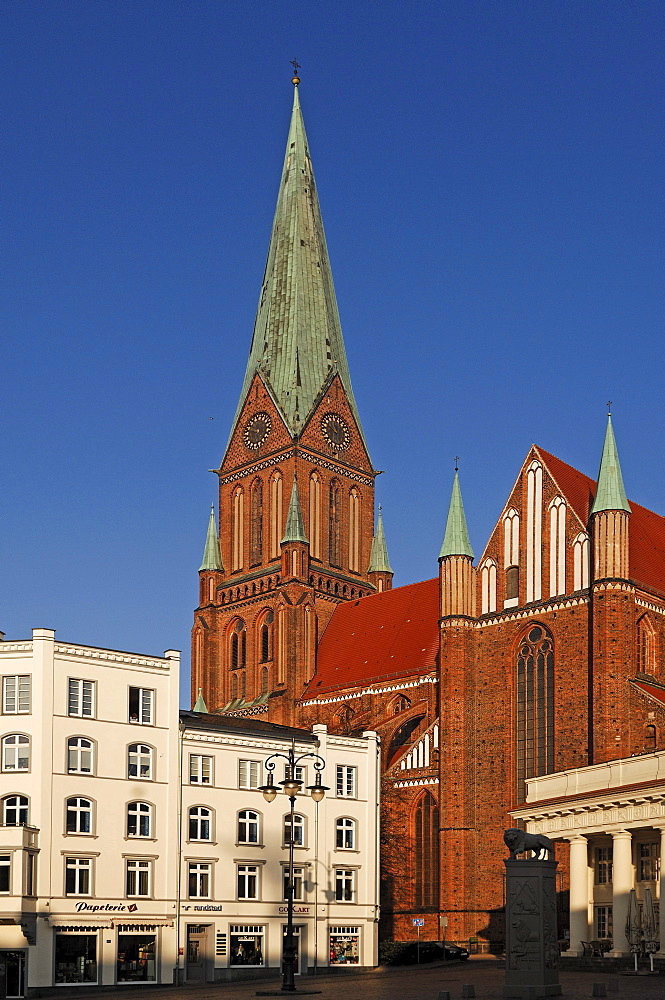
(240, 671), (246, 700)
(481, 559), (497, 615)
(414, 791), (439, 909)
(232, 487), (245, 572)
(348, 489), (360, 573)
(259, 611), (273, 662)
(250, 479), (263, 566)
(329, 480), (341, 567)
(573, 532), (590, 591)
(261, 666), (269, 694)
(503, 508), (520, 608)
(309, 473), (321, 560)
(231, 674), (238, 700)
(549, 497), (566, 597)
(526, 461), (543, 603)
(270, 472), (283, 560)
(506, 566), (519, 601)
(391, 695), (410, 715)
(637, 615), (656, 676)
(645, 725), (657, 751)
(230, 619), (246, 670)
(516, 624), (554, 801)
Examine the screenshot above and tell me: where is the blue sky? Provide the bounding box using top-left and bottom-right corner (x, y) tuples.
(3, 1), (664, 704)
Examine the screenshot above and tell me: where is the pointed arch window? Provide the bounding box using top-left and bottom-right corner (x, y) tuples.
(348, 489), (360, 573)
(309, 473), (321, 560)
(270, 472), (283, 560)
(480, 559), (497, 615)
(503, 509), (520, 608)
(250, 479), (263, 566)
(329, 480), (341, 567)
(232, 487), (245, 572)
(526, 461), (543, 603)
(573, 532), (590, 591)
(637, 615), (656, 676)
(259, 611), (274, 662)
(261, 666), (269, 694)
(516, 624), (554, 802)
(414, 792), (439, 909)
(231, 673), (238, 701)
(230, 619), (246, 670)
(548, 497), (566, 597)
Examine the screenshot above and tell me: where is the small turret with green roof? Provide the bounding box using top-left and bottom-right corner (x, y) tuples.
(590, 414), (630, 514)
(368, 507), (393, 592)
(199, 506), (223, 572)
(281, 476), (308, 545)
(439, 471), (474, 560)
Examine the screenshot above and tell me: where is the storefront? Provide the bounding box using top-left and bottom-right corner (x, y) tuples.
(329, 926), (360, 965)
(116, 926), (157, 983)
(54, 930), (98, 986)
(0, 950), (26, 999)
(229, 925), (264, 967)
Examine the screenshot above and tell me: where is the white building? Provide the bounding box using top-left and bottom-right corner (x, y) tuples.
(514, 752), (665, 959)
(0, 629), (380, 995)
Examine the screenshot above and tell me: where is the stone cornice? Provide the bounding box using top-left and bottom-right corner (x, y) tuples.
(301, 674), (437, 708)
(476, 594), (589, 628)
(54, 644), (171, 669)
(393, 777), (439, 789)
(218, 449), (373, 488)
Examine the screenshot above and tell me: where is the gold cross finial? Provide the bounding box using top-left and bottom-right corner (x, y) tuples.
(454, 456), (460, 472)
(607, 400), (612, 415)
(290, 58), (301, 84)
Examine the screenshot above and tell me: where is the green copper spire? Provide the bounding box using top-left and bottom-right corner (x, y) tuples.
(199, 506), (224, 572)
(193, 688), (208, 713)
(281, 476), (308, 544)
(439, 471), (474, 559)
(368, 507), (393, 573)
(590, 414), (630, 514)
(230, 79), (367, 450)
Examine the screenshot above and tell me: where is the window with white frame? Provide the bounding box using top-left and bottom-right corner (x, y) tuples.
(573, 532), (590, 591)
(128, 744), (153, 780)
(0, 855), (10, 893)
(189, 754), (213, 784)
(2, 734), (30, 771)
(188, 861), (211, 899)
(238, 809), (260, 845)
(638, 842), (660, 881)
(2, 676), (30, 714)
(284, 763), (306, 785)
(548, 497), (566, 597)
(127, 801), (152, 838)
(26, 852), (36, 896)
(128, 687), (154, 725)
(335, 868), (355, 902)
(336, 765), (357, 798)
(237, 864), (259, 900)
(238, 759), (261, 789)
(283, 813), (305, 847)
(66, 797), (92, 834)
(66, 857), (92, 896)
(595, 905), (613, 940)
(283, 865), (305, 901)
(2, 795), (28, 826)
(126, 859), (151, 897)
(189, 806), (212, 841)
(336, 817), (356, 850)
(595, 846), (613, 884)
(67, 737), (94, 774)
(68, 679), (95, 717)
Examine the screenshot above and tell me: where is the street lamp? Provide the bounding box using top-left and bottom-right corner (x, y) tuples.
(257, 745), (328, 994)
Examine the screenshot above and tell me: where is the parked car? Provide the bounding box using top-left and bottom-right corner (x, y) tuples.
(386, 941), (470, 965)
(443, 943), (470, 961)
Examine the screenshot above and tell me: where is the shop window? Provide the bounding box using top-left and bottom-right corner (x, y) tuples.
(594, 846), (613, 884)
(334, 868), (355, 902)
(2, 734), (30, 771)
(66, 797), (93, 835)
(230, 924), (264, 965)
(128, 687), (154, 725)
(595, 905), (613, 940)
(336, 817), (356, 850)
(238, 759), (261, 789)
(0, 855), (10, 893)
(638, 843), (660, 881)
(117, 933), (156, 983)
(284, 813), (305, 847)
(188, 861), (211, 899)
(189, 754), (212, 784)
(68, 737), (94, 775)
(336, 765), (357, 798)
(414, 791), (439, 909)
(189, 806), (212, 841)
(127, 801), (152, 838)
(2, 795), (28, 826)
(329, 926), (360, 965)
(68, 678), (95, 718)
(65, 857), (92, 895)
(238, 809), (260, 844)
(283, 865), (305, 901)
(237, 865), (259, 900)
(55, 933), (97, 984)
(2, 675), (30, 714)
(126, 859), (151, 897)
(128, 744), (153, 780)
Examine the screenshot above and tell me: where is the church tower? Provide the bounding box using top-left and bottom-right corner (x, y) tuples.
(192, 75), (377, 724)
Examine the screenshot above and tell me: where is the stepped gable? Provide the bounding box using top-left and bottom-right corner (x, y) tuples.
(304, 577), (439, 698)
(537, 447), (665, 595)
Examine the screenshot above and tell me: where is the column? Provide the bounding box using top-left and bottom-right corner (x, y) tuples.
(567, 836), (590, 957)
(657, 827), (665, 956)
(611, 830), (633, 956)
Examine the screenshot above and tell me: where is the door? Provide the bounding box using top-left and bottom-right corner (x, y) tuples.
(185, 926), (208, 983)
(0, 952), (25, 999)
(282, 926), (304, 976)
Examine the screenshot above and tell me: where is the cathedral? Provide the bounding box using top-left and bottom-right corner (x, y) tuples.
(192, 75), (665, 949)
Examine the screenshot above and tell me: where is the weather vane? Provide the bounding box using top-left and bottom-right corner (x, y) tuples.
(290, 57), (301, 82)
(454, 455), (460, 472)
(607, 400), (612, 415)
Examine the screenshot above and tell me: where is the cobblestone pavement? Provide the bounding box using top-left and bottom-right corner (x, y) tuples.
(57, 960), (665, 1000)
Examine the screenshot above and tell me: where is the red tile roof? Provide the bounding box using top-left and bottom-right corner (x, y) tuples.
(538, 447), (665, 595)
(303, 577), (439, 699)
(631, 679), (665, 709)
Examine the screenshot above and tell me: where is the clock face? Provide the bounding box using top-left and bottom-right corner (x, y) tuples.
(243, 412), (272, 450)
(321, 412), (350, 450)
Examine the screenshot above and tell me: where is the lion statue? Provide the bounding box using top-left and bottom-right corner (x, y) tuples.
(504, 827), (554, 860)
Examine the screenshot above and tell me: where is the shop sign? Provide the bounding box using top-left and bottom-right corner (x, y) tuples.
(181, 904), (223, 911)
(75, 902), (139, 913)
(277, 905), (310, 914)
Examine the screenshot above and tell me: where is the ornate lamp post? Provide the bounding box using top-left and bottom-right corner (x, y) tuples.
(257, 745), (328, 994)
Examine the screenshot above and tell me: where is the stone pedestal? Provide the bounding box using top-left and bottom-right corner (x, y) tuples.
(503, 859), (562, 999)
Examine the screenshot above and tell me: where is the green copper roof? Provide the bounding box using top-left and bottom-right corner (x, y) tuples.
(230, 82), (367, 450)
(590, 415), (630, 514)
(368, 507), (393, 573)
(281, 476), (308, 544)
(439, 471), (474, 559)
(193, 688), (208, 713)
(199, 506), (224, 572)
